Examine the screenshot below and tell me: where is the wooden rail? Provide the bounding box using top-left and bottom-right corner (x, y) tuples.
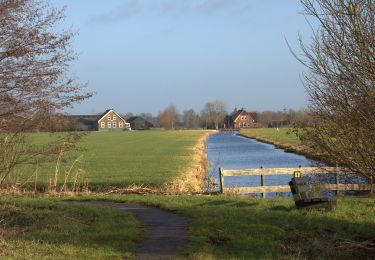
(219, 167), (374, 198)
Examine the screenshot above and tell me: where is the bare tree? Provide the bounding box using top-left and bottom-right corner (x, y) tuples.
(201, 101), (227, 129)
(0, 0), (92, 184)
(158, 105), (179, 129)
(296, 0), (375, 179)
(139, 112), (157, 126)
(182, 109), (201, 129)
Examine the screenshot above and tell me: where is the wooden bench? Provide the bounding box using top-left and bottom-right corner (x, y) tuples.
(289, 174), (337, 210)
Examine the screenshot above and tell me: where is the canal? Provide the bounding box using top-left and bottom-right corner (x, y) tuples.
(206, 131), (319, 197)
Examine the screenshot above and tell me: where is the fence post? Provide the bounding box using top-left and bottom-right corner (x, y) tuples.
(335, 163), (340, 195)
(335, 173), (340, 195)
(219, 167), (224, 194)
(261, 174), (266, 198)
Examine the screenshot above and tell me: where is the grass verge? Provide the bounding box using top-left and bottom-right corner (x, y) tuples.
(1, 194), (375, 259)
(240, 128), (329, 164)
(76, 194), (375, 259)
(0, 195), (141, 259)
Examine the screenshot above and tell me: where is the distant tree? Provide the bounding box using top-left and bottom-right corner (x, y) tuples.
(139, 112), (156, 126)
(0, 0), (92, 184)
(124, 112), (134, 119)
(296, 0), (375, 179)
(260, 111), (273, 127)
(201, 101), (227, 129)
(274, 111), (284, 127)
(158, 105), (179, 129)
(182, 109), (201, 129)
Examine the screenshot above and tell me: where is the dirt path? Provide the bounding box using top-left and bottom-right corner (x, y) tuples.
(94, 201), (188, 260)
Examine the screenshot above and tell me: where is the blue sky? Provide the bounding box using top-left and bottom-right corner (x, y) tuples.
(55, 0), (312, 115)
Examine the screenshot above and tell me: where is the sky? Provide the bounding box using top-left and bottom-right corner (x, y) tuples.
(54, 0), (313, 115)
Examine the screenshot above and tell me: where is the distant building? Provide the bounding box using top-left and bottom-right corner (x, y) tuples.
(69, 115), (98, 131)
(97, 109), (130, 131)
(127, 116), (153, 130)
(230, 108), (256, 129)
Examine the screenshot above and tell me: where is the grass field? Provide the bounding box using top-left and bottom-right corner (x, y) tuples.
(1, 194), (375, 259)
(16, 130), (209, 190)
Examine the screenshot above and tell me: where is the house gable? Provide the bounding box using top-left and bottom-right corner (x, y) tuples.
(97, 109), (129, 131)
(98, 109), (126, 123)
(231, 109), (255, 129)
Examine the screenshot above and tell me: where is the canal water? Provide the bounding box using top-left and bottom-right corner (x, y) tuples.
(205, 131), (320, 197)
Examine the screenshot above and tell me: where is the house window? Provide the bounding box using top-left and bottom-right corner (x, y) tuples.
(112, 122), (116, 128)
(113, 115), (116, 120)
(107, 122), (111, 128)
(101, 122), (105, 128)
(107, 115), (111, 120)
(119, 122), (123, 128)
(244, 116), (247, 119)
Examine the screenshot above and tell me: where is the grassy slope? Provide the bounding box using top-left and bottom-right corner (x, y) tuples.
(239, 128), (330, 163)
(240, 128), (301, 146)
(20, 130), (208, 189)
(0, 196), (141, 259)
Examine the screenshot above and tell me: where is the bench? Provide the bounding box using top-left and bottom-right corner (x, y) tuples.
(289, 174), (337, 210)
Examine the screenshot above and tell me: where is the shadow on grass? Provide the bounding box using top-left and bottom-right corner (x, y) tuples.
(196, 200), (259, 207)
(189, 200), (375, 259)
(268, 205), (291, 212)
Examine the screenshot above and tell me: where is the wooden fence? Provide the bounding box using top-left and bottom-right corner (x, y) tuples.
(219, 167), (374, 198)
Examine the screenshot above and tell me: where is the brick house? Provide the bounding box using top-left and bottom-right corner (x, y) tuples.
(97, 109), (130, 131)
(231, 108), (256, 129)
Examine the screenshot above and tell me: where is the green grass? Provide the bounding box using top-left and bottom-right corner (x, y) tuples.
(84, 194), (375, 259)
(2, 194), (375, 259)
(0, 195), (141, 259)
(16, 130), (208, 190)
(240, 128), (301, 146)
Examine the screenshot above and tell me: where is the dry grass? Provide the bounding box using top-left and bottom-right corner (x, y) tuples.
(165, 131), (214, 194)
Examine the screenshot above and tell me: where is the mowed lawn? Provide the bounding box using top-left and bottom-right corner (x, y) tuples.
(25, 130), (209, 189)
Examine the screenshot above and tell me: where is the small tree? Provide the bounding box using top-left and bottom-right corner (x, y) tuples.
(296, 0), (375, 180)
(0, 0), (92, 184)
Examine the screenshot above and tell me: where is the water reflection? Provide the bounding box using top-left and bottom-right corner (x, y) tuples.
(205, 131), (318, 197)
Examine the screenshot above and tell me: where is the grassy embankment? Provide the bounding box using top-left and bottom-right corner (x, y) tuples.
(14, 130), (211, 192)
(240, 128), (328, 163)
(1, 194), (375, 259)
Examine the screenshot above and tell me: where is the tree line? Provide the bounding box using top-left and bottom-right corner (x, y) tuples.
(123, 103), (313, 130)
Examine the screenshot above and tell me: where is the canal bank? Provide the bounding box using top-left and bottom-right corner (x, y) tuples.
(238, 129), (335, 166)
(205, 131), (319, 197)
